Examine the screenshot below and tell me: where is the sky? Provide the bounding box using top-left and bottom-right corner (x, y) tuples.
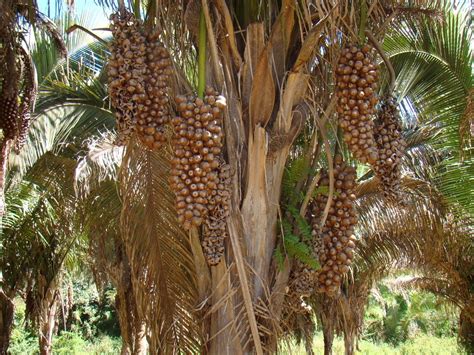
(37, 0), (111, 28)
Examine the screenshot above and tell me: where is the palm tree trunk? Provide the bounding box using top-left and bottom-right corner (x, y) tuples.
(115, 251), (148, 355)
(322, 325), (334, 355)
(0, 289), (15, 355)
(344, 331), (356, 355)
(38, 283), (59, 355)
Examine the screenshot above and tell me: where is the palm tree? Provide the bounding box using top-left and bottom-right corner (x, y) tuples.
(0, 10), (113, 354)
(0, 0), (67, 215)
(4, 0), (471, 354)
(289, 4), (474, 353)
(87, 0), (472, 353)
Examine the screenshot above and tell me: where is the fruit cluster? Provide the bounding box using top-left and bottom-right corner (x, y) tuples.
(336, 45), (379, 164)
(309, 156), (358, 295)
(15, 49), (37, 151)
(107, 11), (146, 145)
(135, 32), (173, 150)
(0, 38), (19, 141)
(0, 95), (18, 140)
(373, 96), (406, 199)
(169, 88), (226, 231)
(289, 259), (318, 296)
(202, 162), (231, 265)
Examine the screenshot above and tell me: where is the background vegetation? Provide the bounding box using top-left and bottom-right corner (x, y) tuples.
(8, 275), (463, 353)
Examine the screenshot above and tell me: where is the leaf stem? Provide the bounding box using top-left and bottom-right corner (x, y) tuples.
(358, 0), (367, 43)
(365, 30), (396, 92)
(198, 8), (207, 99)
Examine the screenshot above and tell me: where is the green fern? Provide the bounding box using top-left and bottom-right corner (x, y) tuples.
(275, 218), (320, 270)
(282, 156), (311, 204)
(287, 205), (312, 242)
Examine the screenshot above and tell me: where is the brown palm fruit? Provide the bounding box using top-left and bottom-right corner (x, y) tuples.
(15, 48), (37, 152)
(107, 11), (146, 145)
(170, 87), (227, 232)
(309, 155), (358, 295)
(336, 44), (379, 164)
(0, 38), (20, 140)
(373, 96), (406, 199)
(287, 259), (317, 313)
(135, 31), (173, 150)
(0, 93), (19, 140)
(202, 161), (231, 265)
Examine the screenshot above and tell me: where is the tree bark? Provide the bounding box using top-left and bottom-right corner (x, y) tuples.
(38, 277), (59, 355)
(322, 326), (334, 355)
(0, 289), (15, 355)
(115, 251), (148, 355)
(344, 331), (355, 355)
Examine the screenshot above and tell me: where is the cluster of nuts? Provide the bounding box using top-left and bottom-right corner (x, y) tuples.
(0, 94), (19, 140)
(0, 37), (20, 141)
(169, 87), (227, 231)
(309, 155), (358, 295)
(373, 96), (406, 199)
(135, 32), (173, 150)
(15, 49), (37, 152)
(202, 161), (231, 265)
(336, 45), (379, 164)
(288, 259), (318, 313)
(107, 11), (146, 145)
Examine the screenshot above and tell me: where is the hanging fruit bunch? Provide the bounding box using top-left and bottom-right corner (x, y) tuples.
(202, 160), (231, 265)
(373, 95), (406, 199)
(170, 88), (229, 264)
(335, 44), (379, 165)
(135, 32), (173, 150)
(309, 155), (358, 295)
(107, 11), (147, 146)
(287, 259), (318, 313)
(0, 41), (20, 142)
(15, 47), (37, 152)
(107, 10), (173, 149)
(0, 4), (46, 215)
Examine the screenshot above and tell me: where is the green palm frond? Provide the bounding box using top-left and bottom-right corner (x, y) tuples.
(8, 105), (114, 183)
(384, 5), (472, 151)
(382, 4), (473, 215)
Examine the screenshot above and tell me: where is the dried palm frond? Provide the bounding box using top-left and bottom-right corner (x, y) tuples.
(119, 142), (202, 353)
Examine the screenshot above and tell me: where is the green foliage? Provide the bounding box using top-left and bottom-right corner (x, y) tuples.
(66, 278), (120, 340)
(10, 277), (121, 354)
(276, 155), (321, 269)
(363, 281), (459, 346)
(280, 332), (464, 355)
(275, 213), (319, 270)
(282, 156), (310, 205)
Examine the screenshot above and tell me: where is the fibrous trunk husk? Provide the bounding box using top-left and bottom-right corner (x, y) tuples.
(0, 289), (14, 355)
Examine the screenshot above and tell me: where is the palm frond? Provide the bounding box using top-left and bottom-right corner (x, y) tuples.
(119, 142), (202, 353)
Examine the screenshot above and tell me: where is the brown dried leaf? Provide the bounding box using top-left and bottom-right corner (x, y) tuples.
(249, 47), (275, 128)
(241, 23), (265, 109)
(268, 0), (295, 81)
(293, 6), (335, 72)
